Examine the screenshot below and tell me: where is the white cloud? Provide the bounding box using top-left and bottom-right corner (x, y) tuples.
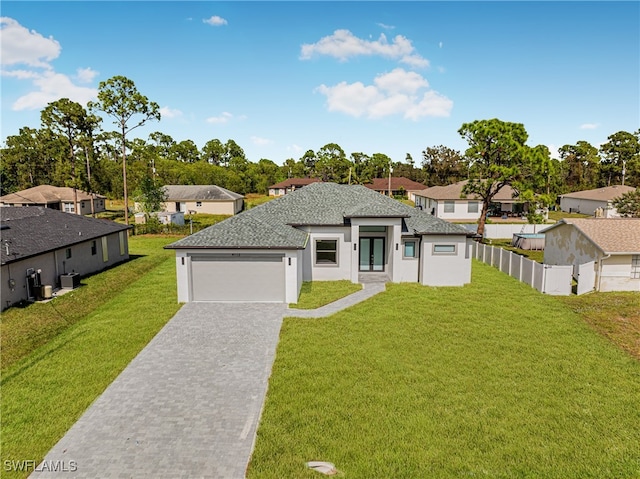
(206, 112), (233, 124)
(11, 70), (97, 110)
(287, 144), (304, 155)
(547, 144), (561, 160)
(377, 23), (395, 30)
(251, 136), (273, 146)
(0, 17), (60, 68)
(203, 15), (228, 26)
(300, 29), (429, 68)
(580, 123), (599, 130)
(1, 68), (39, 79)
(76, 67), (98, 83)
(315, 68), (452, 120)
(160, 106), (183, 119)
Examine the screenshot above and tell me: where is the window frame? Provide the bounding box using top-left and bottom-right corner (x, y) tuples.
(443, 200), (455, 213)
(467, 201), (479, 213)
(196, 201), (202, 207)
(315, 238), (339, 266)
(91, 240), (97, 255)
(433, 244), (457, 255)
(632, 255), (640, 279)
(403, 240), (418, 259)
(65, 248), (72, 259)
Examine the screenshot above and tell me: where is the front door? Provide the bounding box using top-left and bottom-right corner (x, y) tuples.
(359, 237), (385, 271)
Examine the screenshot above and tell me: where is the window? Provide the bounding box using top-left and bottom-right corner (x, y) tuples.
(403, 241), (417, 258)
(444, 201), (455, 213)
(91, 240), (97, 255)
(468, 201), (479, 213)
(360, 226), (386, 233)
(196, 201), (202, 207)
(65, 248), (72, 259)
(433, 244), (457, 255)
(63, 202), (75, 213)
(315, 239), (338, 265)
(119, 231), (126, 256)
(632, 255), (640, 279)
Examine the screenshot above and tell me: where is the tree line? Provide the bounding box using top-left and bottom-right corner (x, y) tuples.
(2, 75), (639, 207)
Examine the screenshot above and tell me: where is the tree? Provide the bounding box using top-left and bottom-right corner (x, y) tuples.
(558, 141), (600, 191)
(134, 176), (167, 215)
(314, 143), (351, 183)
(89, 76), (160, 225)
(201, 139), (225, 165)
(421, 145), (467, 186)
(458, 119), (534, 237)
(599, 131), (640, 187)
(41, 98), (95, 214)
(613, 189), (640, 217)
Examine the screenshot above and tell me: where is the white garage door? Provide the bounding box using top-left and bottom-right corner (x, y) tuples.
(190, 254), (285, 302)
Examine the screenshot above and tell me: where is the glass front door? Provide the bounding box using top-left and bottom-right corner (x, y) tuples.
(359, 237), (385, 271)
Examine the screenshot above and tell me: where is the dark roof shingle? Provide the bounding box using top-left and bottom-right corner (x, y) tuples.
(167, 183), (470, 250)
(1, 207), (130, 265)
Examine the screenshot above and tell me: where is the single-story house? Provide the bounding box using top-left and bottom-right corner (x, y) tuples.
(162, 185), (244, 215)
(1, 207), (131, 310)
(559, 185), (636, 217)
(0, 185), (107, 215)
(543, 218), (640, 292)
(413, 180), (526, 220)
(268, 178), (322, 196)
(364, 177), (426, 201)
(134, 211), (185, 226)
(165, 182), (475, 304)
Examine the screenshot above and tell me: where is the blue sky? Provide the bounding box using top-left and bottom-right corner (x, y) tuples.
(1, 1), (638, 165)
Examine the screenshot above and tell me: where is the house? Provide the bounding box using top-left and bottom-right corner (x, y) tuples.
(268, 178), (322, 196)
(1, 207), (131, 310)
(413, 180), (526, 220)
(162, 185), (244, 215)
(364, 177), (426, 201)
(0, 185), (107, 215)
(134, 211), (185, 226)
(543, 218), (640, 292)
(165, 183), (475, 304)
(559, 185), (636, 217)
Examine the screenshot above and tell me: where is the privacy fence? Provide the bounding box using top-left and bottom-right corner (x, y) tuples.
(472, 242), (573, 296)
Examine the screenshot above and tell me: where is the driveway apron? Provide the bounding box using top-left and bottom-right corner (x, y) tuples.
(30, 302), (286, 479)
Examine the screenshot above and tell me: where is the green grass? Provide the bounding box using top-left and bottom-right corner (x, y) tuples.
(248, 261), (640, 478)
(0, 237), (182, 479)
(289, 281), (363, 309)
(245, 194), (276, 209)
(548, 210), (591, 221)
(489, 239), (545, 263)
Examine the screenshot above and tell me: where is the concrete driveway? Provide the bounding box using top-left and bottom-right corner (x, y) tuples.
(31, 302), (286, 479)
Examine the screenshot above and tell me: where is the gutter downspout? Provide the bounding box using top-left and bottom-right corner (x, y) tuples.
(597, 253), (611, 292)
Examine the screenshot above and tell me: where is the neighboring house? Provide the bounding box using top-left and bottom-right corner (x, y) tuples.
(0, 185), (107, 215)
(134, 211), (185, 226)
(559, 185), (636, 217)
(162, 185), (244, 215)
(543, 218), (640, 292)
(166, 183), (475, 304)
(413, 180), (525, 220)
(1, 207), (131, 310)
(268, 178), (322, 196)
(364, 177), (426, 201)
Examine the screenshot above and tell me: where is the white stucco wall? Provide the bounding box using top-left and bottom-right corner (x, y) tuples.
(420, 235), (471, 286)
(560, 197), (606, 216)
(599, 255), (640, 292)
(543, 223), (599, 269)
(301, 226), (352, 281)
(175, 251), (190, 303)
(394, 237), (420, 282)
(165, 199), (243, 215)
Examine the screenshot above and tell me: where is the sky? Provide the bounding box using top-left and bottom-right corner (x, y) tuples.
(1, 1), (639, 166)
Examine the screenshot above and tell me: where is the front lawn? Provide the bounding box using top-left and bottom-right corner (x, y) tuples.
(248, 261), (640, 478)
(0, 237), (182, 479)
(289, 281), (363, 309)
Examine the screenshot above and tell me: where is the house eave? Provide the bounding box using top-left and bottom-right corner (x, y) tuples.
(164, 244), (304, 250)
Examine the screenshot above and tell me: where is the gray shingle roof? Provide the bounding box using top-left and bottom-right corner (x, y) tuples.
(1, 207), (131, 265)
(559, 185), (635, 201)
(166, 183), (470, 250)
(163, 185), (244, 201)
(0, 185), (106, 204)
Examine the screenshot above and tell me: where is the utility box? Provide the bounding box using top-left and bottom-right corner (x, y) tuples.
(60, 273), (80, 289)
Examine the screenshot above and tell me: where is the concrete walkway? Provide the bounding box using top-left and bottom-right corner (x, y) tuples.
(30, 283), (386, 479)
(286, 281), (386, 318)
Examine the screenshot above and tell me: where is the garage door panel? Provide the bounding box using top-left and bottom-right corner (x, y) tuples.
(190, 255), (285, 302)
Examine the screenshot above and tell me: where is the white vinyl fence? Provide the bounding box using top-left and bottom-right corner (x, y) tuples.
(473, 242), (572, 295)
(460, 223), (551, 239)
